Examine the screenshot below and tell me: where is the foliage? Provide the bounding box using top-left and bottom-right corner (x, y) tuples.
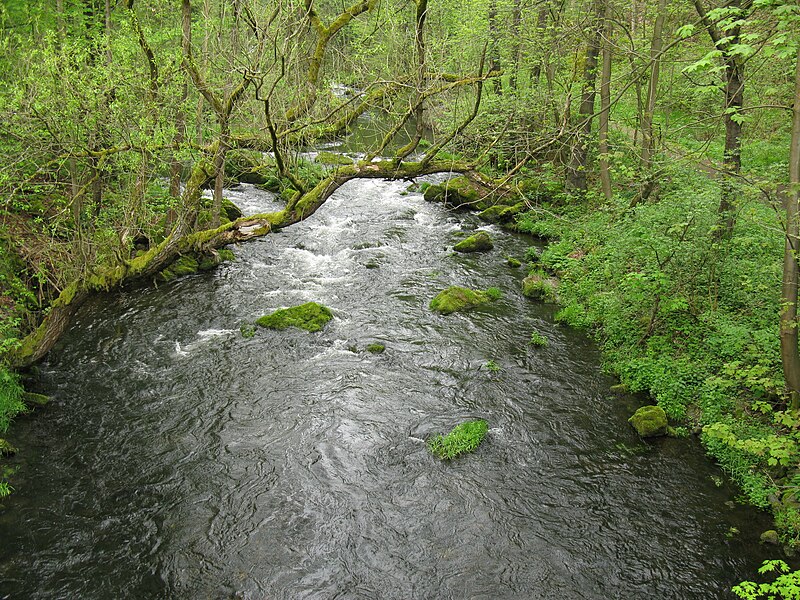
(427, 419), (488, 460)
(0, 366), (25, 433)
(529, 331), (548, 347)
(732, 560), (800, 599)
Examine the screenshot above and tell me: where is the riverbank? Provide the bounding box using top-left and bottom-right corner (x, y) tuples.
(513, 161), (799, 548)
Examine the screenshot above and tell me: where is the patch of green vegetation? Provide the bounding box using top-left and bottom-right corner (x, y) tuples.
(256, 302), (333, 332)
(0, 367), (25, 433)
(484, 360), (501, 372)
(484, 287), (503, 301)
(506, 256), (522, 268)
(366, 343), (385, 354)
(428, 419), (489, 460)
(529, 331), (548, 347)
(733, 560), (800, 599)
(316, 151), (353, 166)
(521, 270), (557, 302)
(429, 286), (497, 315)
(240, 324), (256, 338)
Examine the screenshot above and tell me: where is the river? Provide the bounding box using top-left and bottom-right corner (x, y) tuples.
(0, 176), (777, 598)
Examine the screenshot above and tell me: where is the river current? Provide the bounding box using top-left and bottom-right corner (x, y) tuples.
(0, 177), (776, 598)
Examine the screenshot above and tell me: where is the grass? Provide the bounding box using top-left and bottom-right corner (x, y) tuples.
(428, 419), (488, 460)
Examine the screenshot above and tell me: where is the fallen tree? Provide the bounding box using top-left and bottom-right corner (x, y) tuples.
(10, 156), (498, 367)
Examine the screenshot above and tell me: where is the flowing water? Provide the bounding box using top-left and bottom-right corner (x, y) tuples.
(0, 178), (778, 599)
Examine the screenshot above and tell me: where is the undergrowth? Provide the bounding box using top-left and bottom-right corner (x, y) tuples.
(516, 163), (799, 544)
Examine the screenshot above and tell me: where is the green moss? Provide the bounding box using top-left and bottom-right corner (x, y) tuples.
(366, 343), (386, 354)
(478, 202), (525, 224)
(453, 231), (494, 253)
(218, 248), (235, 262)
(428, 419), (488, 459)
(429, 286), (494, 315)
(316, 151), (353, 166)
(256, 301), (333, 332)
(484, 287), (503, 300)
(240, 324), (256, 338)
(506, 256), (522, 268)
(22, 392), (49, 406)
(158, 255), (199, 282)
(628, 405), (669, 438)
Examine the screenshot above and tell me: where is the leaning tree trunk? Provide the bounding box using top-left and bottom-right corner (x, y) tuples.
(10, 158), (497, 367)
(780, 46), (800, 410)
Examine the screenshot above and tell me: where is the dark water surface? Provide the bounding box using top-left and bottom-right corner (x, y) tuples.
(0, 178), (776, 598)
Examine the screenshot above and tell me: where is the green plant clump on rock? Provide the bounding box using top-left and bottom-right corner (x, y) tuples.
(256, 302), (333, 332)
(366, 343), (385, 354)
(429, 286), (499, 315)
(529, 331), (548, 347)
(428, 419), (488, 459)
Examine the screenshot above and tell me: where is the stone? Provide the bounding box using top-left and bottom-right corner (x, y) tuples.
(453, 231), (493, 253)
(628, 405), (669, 438)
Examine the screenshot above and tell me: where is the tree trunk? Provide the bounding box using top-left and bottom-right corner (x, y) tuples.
(598, 3), (613, 201)
(488, 0), (502, 95)
(641, 0), (666, 170)
(694, 0), (745, 240)
(566, 0), (603, 194)
(509, 0), (522, 90)
(781, 47), (800, 410)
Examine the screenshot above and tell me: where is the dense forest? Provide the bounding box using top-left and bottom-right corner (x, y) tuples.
(1, 0), (800, 591)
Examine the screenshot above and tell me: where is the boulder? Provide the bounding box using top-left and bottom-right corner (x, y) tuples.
(430, 286), (495, 315)
(628, 405), (669, 438)
(453, 231), (493, 253)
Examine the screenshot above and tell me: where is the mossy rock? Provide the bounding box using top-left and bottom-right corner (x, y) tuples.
(628, 405), (668, 438)
(506, 257), (522, 268)
(478, 202), (525, 224)
(0, 438), (18, 456)
(315, 151), (353, 166)
(366, 343), (386, 354)
(453, 231), (493, 253)
(760, 530), (780, 545)
(158, 255), (200, 282)
(423, 176), (487, 209)
(428, 419), (488, 460)
(256, 302), (333, 332)
(430, 286), (497, 315)
(221, 198), (242, 221)
(522, 272), (558, 302)
(259, 176), (282, 193)
(22, 392), (49, 406)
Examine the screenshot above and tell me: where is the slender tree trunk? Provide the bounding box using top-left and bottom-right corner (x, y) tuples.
(566, 0), (603, 193)
(532, 4), (548, 82)
(641, 0), (666, 169)
(694, 0), (745, 239)
(781, 47), (800, 410)
(488, 0), (502, 95)
(598, 3), (613, 200)
(509, 0), (522, 90)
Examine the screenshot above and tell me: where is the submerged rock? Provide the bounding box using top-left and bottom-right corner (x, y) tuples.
(22, 392), (49, 406)
(366, 343), (386, 354)
(760, 530), (780, 545)
(221, 198), (242, 221)
(453, 231), (493, 253)
(628, 405), (668, 438)
(0, 438), (17, 456)
(429, 286), (497, 315)
(256, 302), (333, 332)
